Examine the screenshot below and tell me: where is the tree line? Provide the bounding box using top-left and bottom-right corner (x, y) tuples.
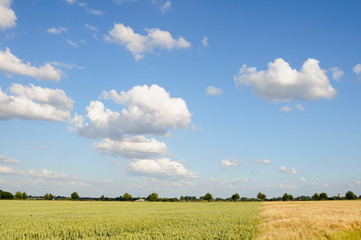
(0, 189), (360, 201)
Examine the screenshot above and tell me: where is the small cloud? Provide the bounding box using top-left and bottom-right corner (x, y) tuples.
(280, 106), (292, 112)
(201, 36), (208, 47)
(220, 158), (238, 169)
(0, 155), (20, 164)
(354, 64), (361, 75)
(279, 165), (300, 175)
(67, 39), (78, 48)
(40, 145), (46, 150)
(86, 8), (103, 16)
(279, 184), (297, 189)
(47, 61), (84, 70)
(70, 181), (87, 187)
(161, 1), (171, 13)
(299, 177), (306, 182)
(47, 27), (67, 34)
(112, 160), (121, 168)
(329, 67), (343, 81)
(84, 24), (97, 31)
(295, 104), (305, 112)
(206, 86), (222, 96)
(250, 159), (272, 165)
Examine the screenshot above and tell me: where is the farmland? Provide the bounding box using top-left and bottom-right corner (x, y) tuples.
(0, 200), (259, 239)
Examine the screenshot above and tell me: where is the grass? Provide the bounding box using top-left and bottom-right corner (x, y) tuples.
(256, 200), (361, 240)
(0, 200), (260, 239)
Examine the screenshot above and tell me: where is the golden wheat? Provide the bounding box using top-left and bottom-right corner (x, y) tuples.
(256, 200), (361, 240)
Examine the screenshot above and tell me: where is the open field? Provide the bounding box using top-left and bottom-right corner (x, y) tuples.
(256, 200), (361, 240)
(0, 200), (259, 239)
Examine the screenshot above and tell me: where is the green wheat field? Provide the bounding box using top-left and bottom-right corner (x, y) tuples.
(0, 200), (259, 239)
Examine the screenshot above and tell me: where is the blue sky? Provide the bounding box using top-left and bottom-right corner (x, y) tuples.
(1, 0), (361, 198)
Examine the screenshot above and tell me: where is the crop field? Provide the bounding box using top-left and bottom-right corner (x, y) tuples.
(0, 200), (259, 239)
(256, 200), (361, 240)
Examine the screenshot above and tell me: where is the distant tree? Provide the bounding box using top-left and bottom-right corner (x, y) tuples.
(312, 193), (319, 201)
(123, 193), (132, 201)
(49, 194), (54, 200)
(282, 193), (290, 201)
(100, 195), (105, 201)
(71, 192), (79, 200)
(345, 191), (357, 200)
(288, 194), (294, 201)
(257, 192), (266, 200)
(232, 193), (240, 201)
(146, 193), (158, 201)
(0, 190), (13, 199)
(180, 196), (184, 201)
(22, 192), (28, 200)
(319, 192), (328, 200)
(44, 193), (50, 200)
(14, 191), (22, 200)
(204, 192), (213, 202)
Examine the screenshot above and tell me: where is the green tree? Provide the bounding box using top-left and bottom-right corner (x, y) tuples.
(0, 190), (13, 199)
(312, 193), (319, 201)
(345, 191), (357, 200)
(282, 193), (290, 201)
(288, 194), (294, 201)
(14, 191), (22, 200)
(22, 192), (28, 200)
(232, 193), (240, 201)
(71, 192), (79, 200)
(44, 193), (50, 200)
(123, 193), (132, 201)
(180, 196), (184, 201)
(319, 192), (328, 200)
(100, 195), (105, 201)
(146, 193), (158, 201)
(49, 194), (54, 200)
(204, 192), (213, 202)
(257, 192), (266, 200)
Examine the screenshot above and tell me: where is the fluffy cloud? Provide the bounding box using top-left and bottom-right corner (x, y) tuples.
(105, 23), (190, 60)
(279, 166), (300, 175)
(250, 159), (272, 165)
(206, 86), (222, 96)
(47, 27), (67, 34)
(72, 84), (191, 138)
(220, 158), (238, 169)
(0, 83), (73, 121)
(354, 64), (361, 75)
(0, 164), (14, 173)
(127, 158), (198, 178)
(0, 48), (62, 81)
(0, 0), (16, 30)
(202, 36), (208, 47)
(0, 155), (20, 164)
(92, 135), (169, 159)
(299, 177), (307, 182)
(234, 58), (337, 102)
(329, 67), (343, 81)
(295, 104), (305, 111)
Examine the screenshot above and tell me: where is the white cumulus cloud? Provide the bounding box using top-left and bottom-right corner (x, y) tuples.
(128, 158), (198, 178)
(299, 177), (307, 182)
(279, 165), (300, 175)
(0, 48), (62, 81)
(206, 86), (222, 96)
(0, 0), (16, 30)
(220, 158), (238, 169)
(234, 58), (337, 102)
(0, 83), (73, 122)
(353, 64), (361, 75)
(105, 23), (190, 60)
(72, 84), (191, 139)
(92, 135), (169, 159)
(329, 67), (343, 81)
